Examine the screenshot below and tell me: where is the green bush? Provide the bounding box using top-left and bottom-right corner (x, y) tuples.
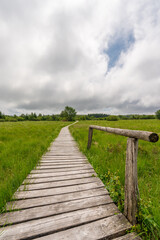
(17, 117), (25, 121)
(107, 115), (119, 121)
(8, 118), (18, 122)
(155, 110), (160, 120)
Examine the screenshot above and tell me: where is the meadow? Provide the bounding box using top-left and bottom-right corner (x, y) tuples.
(70, 120), (160, 239)
(0, 119), (159, 238)
(0, 121), (69, 213)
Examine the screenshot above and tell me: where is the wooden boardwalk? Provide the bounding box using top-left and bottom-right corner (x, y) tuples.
(0, 125), (141, 240)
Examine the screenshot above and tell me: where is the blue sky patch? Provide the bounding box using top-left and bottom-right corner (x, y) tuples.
(105, 34), (135, 69)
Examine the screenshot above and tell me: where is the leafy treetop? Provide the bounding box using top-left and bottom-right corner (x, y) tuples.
(155, 109), (160, 119)
(60, 106), (76, 121)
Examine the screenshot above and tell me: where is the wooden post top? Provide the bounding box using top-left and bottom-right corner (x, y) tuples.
(89, 125), (159, 143)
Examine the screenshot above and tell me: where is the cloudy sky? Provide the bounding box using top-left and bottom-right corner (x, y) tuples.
(0, 0), (160, 115)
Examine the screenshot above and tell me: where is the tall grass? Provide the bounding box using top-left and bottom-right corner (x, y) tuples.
(70, 120), (160, 239)
(0, 121), (69, 213)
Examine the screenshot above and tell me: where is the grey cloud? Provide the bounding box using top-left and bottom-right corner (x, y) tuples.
(0, 0), (160, 115)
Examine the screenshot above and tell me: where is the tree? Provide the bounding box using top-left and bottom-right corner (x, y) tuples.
(0, 111), (3, 119)
(155, 110), (160, 119)
(0, 111), (5, 119)
(29, 112), (37, 121)
(60, 106), (76, 121)
(107, 115), (119, 121)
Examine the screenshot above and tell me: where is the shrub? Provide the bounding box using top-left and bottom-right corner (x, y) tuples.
(107, 115), (119, 121)
(17, 117), (25, 121)
(155, 110), (160, 120)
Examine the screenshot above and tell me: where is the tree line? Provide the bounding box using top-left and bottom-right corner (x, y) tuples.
(0, 107), (160, 122)
(0, 106), (77, 122)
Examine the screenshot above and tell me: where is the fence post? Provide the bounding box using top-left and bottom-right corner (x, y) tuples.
(124, 137), (139, 225)
(87, 127), (93, 149)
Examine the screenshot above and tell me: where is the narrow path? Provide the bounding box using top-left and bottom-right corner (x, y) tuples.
(0, 125), (141, 240)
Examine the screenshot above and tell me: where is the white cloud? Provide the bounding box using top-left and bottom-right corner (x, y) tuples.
(0, 0), (160, 114)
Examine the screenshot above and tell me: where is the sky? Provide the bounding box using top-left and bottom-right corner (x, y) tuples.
(0, 0), (160, 115)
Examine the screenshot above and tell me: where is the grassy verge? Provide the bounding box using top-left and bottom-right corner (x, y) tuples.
(0, 121), (69, 213)
(70, 120), (160, 239)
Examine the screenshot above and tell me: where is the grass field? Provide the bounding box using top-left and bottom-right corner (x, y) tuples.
(70, 120), (160, 239)
(0, 121), (69, 213)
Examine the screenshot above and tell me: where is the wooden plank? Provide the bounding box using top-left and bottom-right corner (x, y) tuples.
(14, 181), (105, 199)
(6, 188), (107, 211)
(41, 156), (86, 158)
(41, 157), (87, 160)
(0, 204), (119, 240)
(1, 195), (113, 225)
(51, 143), (77, 145)
(40, 160), (87, 163)
(35, 214), (131, 240)
(31, 166), (93, 173)
(27, 169), (95, 178)
(36, 164), (90, 169)
(49, 148), (78, 150)
(114, 233), (142, 240)
(19, 177), (100, 191)
(45, 153), (83, 158)
(23, 172), (97, 184)
(45, 152), (83, 154)
(40, 159), (87, 162)
(49, 146), (79, 148)
(49, 151), (80, 153)
(39, 162), (88, 165)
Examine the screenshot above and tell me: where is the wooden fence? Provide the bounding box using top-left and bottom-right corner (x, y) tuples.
(87, 125), (159, 225)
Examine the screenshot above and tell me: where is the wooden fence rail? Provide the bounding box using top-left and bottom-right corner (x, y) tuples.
(87, 125), (159, 225)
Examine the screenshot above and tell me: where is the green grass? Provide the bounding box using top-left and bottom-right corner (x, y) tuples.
(70, 120), (160, 239)
(0, 121), (69, 213)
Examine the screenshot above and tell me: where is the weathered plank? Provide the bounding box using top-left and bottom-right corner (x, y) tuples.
(41, 156), (86, 158)
(40, 159), (87, 163)
(31, 166), (93, 174)
(35, 214), (131, 240)
(14, 181), (105, 199)
(0, 204), (119, 240)
(1, 195), (113, 226)
(39, 162), (88, 165)
(114, 232), (142, 240)
(27, 169), (95, 178)
(6, 188), (107, 211)
(44, 155), (84, 158)
(19, 177), (100, 191)
(36, 163), (91, 169)
(23, 172), (97, 184)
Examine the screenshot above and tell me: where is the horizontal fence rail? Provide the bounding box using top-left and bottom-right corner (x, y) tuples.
(87, 125), (159, 225)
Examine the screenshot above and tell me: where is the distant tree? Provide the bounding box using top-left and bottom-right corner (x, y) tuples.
(29, 112), (37, 121)
(17, 117), (25, 121)
(155, 110), (160, 120)
(0, 111), (5, 119)
(51, 114), (58, 121)
(60, 106), (76, 121)
(107, 115), (119, 121)
(88, 113), (109, 119)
